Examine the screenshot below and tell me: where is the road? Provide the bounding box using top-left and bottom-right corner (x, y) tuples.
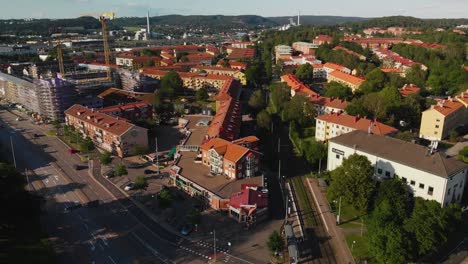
(0, 107), (216, 264)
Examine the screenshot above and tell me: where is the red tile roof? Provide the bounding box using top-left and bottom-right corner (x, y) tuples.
(228, 48), (255, 60)
(432, 98), (464, 116)
(281, 74), (319, 97)
(317, 113), (398, 136)
(99, 102), (150, 114)
(65, 104), (136, 136)
(399, 84), (421, 97)
(323, 62), (349, 72)
(381, 68), (404, 73)
(309, 94), (349, 110)
(201, 137), (249, 162)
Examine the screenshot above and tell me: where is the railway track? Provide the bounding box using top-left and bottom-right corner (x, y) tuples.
(290, 175), (336, 264)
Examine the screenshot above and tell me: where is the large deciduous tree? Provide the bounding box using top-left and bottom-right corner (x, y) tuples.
(327, 154), (375, 212)
(160, 70), (183, 99)
(295, 63), (314, 84)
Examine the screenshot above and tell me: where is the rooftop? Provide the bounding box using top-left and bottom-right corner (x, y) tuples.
(399, 84), (421, 97)
(328, 70), (365, 86)
(330, 130), (467, 178)
(317, 112), (398, 136)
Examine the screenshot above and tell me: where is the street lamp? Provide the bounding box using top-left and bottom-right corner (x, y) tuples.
(335, 196), (342, 225)
(351, 240), (356, 251)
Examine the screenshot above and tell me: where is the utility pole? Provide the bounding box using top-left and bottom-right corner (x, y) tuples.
(10, 135), (16, 168)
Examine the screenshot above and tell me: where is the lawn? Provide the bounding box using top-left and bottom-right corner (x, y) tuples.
(345, 233), (372, 261)
(44, 130), (57, 137)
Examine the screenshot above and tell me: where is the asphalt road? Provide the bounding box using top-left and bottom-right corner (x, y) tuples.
(0, 107), (214, 264)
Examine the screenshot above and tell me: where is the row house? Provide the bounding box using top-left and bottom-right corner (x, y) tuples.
(323, 62), (351, 75)
(328, 130), (467, 207)
(373, 48), (428, 72)
(327, 70), (365, 92)
(201, 136), (260, 179)
(65, 104), (148, 157)
(419, 91), (468, 141)
(98, 102), (153, 122)
(313, 34), (333, 45)
(315, 112), (398, 141)
(332, 46), (366, 61)
(227, 48), (255, 60)
(351, 38), (404, 49)
(282, 55), (322, 66)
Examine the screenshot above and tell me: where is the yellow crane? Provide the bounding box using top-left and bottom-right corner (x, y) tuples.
(81, 12), (115, 80)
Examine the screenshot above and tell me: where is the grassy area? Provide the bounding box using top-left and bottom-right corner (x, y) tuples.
(44, 130), (57, 137)
(123, 26), (142, 32)
(291, 176), (317, 227)
(345, 233), (372, 261)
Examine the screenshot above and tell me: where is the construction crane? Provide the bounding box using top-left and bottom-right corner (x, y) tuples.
(80, 12), (115, 80)
(56, 41), (65, 77)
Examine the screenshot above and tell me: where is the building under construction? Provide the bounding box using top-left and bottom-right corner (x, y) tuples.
(64, 70), (116, 95)
(117, 68), (158, 93)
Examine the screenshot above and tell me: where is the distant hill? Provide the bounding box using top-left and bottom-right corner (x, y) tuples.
(353, 16), (468, 29)
(268, 15), (370, 25)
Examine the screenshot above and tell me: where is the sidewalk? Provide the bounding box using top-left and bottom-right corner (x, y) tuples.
(306, 178), (355, 264)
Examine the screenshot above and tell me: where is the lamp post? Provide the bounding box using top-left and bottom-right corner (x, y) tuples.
(10, 135), (17, 168)
(351, 240), (356, 251)
(337, 196), (342, 225)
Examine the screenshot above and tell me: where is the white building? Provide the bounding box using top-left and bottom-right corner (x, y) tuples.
(274, 45), (293, 63)
(327, 130), (467, 207)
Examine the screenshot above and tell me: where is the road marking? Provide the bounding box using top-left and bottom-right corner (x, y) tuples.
(89, 241), (95, 251)
(108, 256), (117, 264)
(101, 237), (109, 247)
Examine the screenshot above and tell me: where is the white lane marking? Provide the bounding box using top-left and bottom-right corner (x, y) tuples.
(101, 237), (109, 247)
(108, 256), (117, 264)
(89, 241), (95, 251)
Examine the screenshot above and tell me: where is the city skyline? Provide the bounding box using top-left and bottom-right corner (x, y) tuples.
(1, 0), (467, 19)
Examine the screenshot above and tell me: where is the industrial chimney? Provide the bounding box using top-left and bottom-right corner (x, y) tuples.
(146, 10), (151, 39)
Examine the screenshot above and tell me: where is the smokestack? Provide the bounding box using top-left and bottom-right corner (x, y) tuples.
(146, 10), (150, 39)
(298, 11), (300, 26)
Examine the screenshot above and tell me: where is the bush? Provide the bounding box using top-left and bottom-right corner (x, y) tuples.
(266, 230), (284, 254)
(99, 151), (112, 165)
(114, 163), (128, 177)
(158, 188), (173, 208)
(133, 176), (148, 190)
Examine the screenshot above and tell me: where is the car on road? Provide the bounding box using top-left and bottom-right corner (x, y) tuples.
(124, 182), (135, 191)
(15, 117), (21, 121)
(128, 163), (145, 169)
(180, 224), (193, 236)
(144, 169), (156, 174)
(68, 148), (77, 154)
(104, 170), (115, 178)
(73, 164), (88, 170)
(33, 133), (41, 138)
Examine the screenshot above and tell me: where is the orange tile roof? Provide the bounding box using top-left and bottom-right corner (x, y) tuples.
(317, 113), (398, 136)
(193, 66), (238, 73)
(185, 53), (214, 61)
(323, 62), (349, 72)
(399, 84), (421, 97)
(228, 48), (255, 60)
(432, 99), (464, 116)
(328, 70), (365, 86)
(281, 74), (319, 97)
(206, 98), (241, 141)
(456, 90), (468, 106)
(309, 94), (349, 110)
(201, 137), (250, 162)
(65, 104), (136, 136)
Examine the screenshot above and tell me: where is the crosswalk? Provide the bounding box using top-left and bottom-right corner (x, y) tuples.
(179, 238), (232, 263)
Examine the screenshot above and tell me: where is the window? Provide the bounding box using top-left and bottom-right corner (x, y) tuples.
(385, 171), (391, 177)
(447, 188), (451, 195)
(436, 119), (440, 122)
(410, 180), (415, 186)
(336, 154), (340, 159)
(401, 177), (407, 183)
(419, 183), (425, 189)
(428, 187), (434, 195)
(435, 131), (438, 134)
(377, 168), (383, 174)
(435, 125), (439, 128)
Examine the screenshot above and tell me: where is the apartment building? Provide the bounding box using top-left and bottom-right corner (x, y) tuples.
(328, 130), (467, 206)
(281, 74), (319, 97)
(201, 136), (260, 179)
(282, 55), (322, 66)
(65, 104), (148, 157)
(275, 45), (293, 63)
(231, 41), (254, 49)
(419, 92), (468, 141)
(315, 112), (398, 141)
(327, 70), (365, 92)
(191, 66), (247, 85)
(351, 38), (404, 49)
(309, 95), (349, 115)
(323, 62), (351, 75)
(292, 42), (319, 54)
(313, 35), (332, 45)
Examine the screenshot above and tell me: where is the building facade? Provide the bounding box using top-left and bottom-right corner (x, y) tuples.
(65, 104), (148, 157)
(328, 130), (467, 206)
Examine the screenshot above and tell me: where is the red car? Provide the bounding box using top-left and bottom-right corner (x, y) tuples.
(68, 148), (77, 154)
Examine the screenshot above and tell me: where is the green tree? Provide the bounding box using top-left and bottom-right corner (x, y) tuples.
(295, 63), (314, 84)
(325, 81), (353, 100)
(114, 163), (128, 177)
(160, 71), (183, 99)
(303, 140), (326, 166)
(327, 154), (376, 212)
(52, 119), (61, 132)
(241, 34), (250, 42)
(245, 62), (266, 88)
(221, 59), (230, 68)
(248, 89), (265, 110)
(158, 188), (173, 208)
(133, 176), (148, 190)
(282, 95), (316, 126)
(405, 198), (462, 256)
(266, 230), (284, 254)
(256, 110), (271, 130)
(269, 83), (290, 113)
(143, 59), (155, 67)
(458, 146), (468, 163)
(80, 137), (94, 153)
(196, 87), (209, 102)
(449, 130), (458, 142)
(187, 209), (201, 225)
(99, 151), (112, 165)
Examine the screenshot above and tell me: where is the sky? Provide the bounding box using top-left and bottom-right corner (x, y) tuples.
(0, 0), (467, 19)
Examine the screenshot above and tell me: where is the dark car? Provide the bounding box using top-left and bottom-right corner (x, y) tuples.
(144, 169), (155, 174)
(128, 163), (145, 169)
(104, 170), (115, 178)
(33, 133), (41, 138)
(73, 164), (88, 170)
(180, 224), (193, 236)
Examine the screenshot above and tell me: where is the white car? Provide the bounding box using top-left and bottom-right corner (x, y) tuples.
(124, 183), (134, 191)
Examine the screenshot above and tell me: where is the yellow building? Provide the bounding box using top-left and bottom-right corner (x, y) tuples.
(419, 92), (468, 141)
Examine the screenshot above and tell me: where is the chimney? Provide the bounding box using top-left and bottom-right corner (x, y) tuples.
(355, 114), (360, 122)
(146, 10), (151, 39)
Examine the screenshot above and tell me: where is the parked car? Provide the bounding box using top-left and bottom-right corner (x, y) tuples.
(124, 182), (135, 191)
(128, 163), (145, 169)
(144, 169), (156, 174)
(180, 224), (193, 236)
(33, 133), (41, 138)
(104, 170), (115, 178)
